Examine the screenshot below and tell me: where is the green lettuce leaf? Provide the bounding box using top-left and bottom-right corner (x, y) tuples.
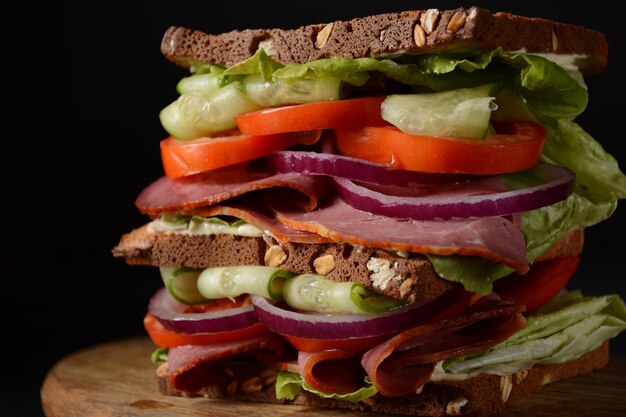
(150, 347), (168, 364)
(270, 49), (588, 117)
(275, 371), (303, 401)
(541, 119), (626, 202)
(428, 190), (617, 295)
(444, 293), (626, 374)
(223, 49), (284, 81)
(192, 64), (226, 76)
(426, 255), (512, 295)
(275, 371), (378, 403)
(520, 192), (616, 262)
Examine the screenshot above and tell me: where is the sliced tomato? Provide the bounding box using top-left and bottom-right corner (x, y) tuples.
(161, 130), (321, 178)
(284, 333), (391, 353)
(236, 97), (387, 135)
(334, 121), (546, 175)
(144, 312), (270, 348)
(493, 256), (580, 313)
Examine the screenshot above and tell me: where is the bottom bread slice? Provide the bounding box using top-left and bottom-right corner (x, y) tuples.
(154, 341), (609, 417)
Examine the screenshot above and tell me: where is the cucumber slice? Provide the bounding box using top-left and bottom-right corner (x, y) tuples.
(350, 284), (407, 313)
(244, 74), (342, 107)
(159, 82), (260, 141)
(282, 274), (404, 314)
(381, 84), (497, 139)
(197, 266), (295, 300)
(491, 88), (538, 122)
(177, 73), (222, 95)
(160, 267), (206, 305)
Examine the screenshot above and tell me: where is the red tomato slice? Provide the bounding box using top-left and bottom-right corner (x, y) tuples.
(334, 121), (546, 175)
(284, 333), (391, 353)
(493, 256), (580, 313)
(161, 130), (321, 178)
(236, 97), (387, 135)
(144, 312), (270, 348)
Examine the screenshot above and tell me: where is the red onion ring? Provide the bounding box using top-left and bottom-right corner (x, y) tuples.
(250, 291), (456, 340)
(148, 288), (258, 334)
(334, 162), (574, 220)
(269, 150), (472, 186)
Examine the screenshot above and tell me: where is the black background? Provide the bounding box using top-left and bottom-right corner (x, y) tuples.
(7, 1), (626, 416)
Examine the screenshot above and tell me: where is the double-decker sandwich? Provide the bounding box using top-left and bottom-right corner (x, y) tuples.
(113, 6), (626, 416)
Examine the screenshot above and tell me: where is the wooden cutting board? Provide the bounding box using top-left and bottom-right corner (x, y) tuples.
(41, 337), (626, 417)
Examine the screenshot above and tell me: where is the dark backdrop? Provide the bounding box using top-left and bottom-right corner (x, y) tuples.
(7, 1), (626, 416)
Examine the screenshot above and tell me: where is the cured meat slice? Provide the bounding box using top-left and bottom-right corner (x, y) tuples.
(192, 200), (329, 244)
(268, 196), (529, 272)
(168, 334), (285, 393)
(136, 166), (332, 216)
(361, 296), (525, 397)
(298, 350), (363, 394)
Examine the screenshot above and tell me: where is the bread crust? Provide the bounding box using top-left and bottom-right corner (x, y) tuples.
(161, 7), (607, 75)
(155, 340), (609, 417)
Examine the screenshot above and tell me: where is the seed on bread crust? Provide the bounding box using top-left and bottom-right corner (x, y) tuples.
(500, 375), (513, 403)
(265, 245), (287, 267)
(226, 380), (238, 395)
(515, 369), (529, 383)
(315, 23), (334, 49)
(367, 257), (402, 291)
(420, 9), (440, 34)
(413, 24), (426, 47)
(314, 254), (336, 275)
(446, 397), (469, 416)
(242, 376), (263, 393)
(399, 278), (414, 298)
(446, 10), (467, 34)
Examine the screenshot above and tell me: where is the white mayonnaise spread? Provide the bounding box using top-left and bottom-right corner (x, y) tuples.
(147, 217), (264, 237)
(428, 361), (473, 382)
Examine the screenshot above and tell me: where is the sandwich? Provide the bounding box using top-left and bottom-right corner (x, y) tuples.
(113, 6), (626, 416)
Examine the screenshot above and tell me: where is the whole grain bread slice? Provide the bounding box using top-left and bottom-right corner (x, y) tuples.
(154, 339), (609, 417)
(112, 225), (583, 303)
(161, 6), (607, 75)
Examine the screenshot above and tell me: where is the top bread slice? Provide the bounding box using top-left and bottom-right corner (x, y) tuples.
(161, 6), (608, 75)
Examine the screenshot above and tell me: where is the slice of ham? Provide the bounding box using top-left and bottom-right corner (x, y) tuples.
(168, 334), (285, 393)
(136, 165), (332, 216)
(361, 295), (525, 397)
(268, 196), (529, 273)
(298, 350), (363, 394)
(192, 199), (329, 244)
(292, 290), (475, 396)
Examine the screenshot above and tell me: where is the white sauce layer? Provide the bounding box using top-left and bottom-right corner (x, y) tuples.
(147, 218), (263, 237)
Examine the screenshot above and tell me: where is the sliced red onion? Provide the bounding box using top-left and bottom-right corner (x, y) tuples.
(334, 162), (574, 220)
(148, 287), (258, 334)
(250, 292), (455, 340)
(269, 150), (472, 187)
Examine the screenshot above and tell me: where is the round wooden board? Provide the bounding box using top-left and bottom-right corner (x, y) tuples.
(41, 337), (626, 417)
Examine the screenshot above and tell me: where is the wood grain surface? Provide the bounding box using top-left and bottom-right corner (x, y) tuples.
(41, 337), (626, 417)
